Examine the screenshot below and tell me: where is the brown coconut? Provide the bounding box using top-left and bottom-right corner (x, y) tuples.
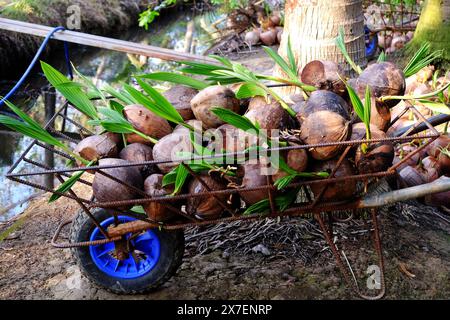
(206, 123), (254, 156)
(244, 29), (260, 46)
(119, 143), (155, 177)
(301, 60), (345, 95)
(356, 62), (406, 108)
(420, 156), (441, 182)
(186, 174), (228, 220)
(310, 158), (357, 202)
(259, 29), (277, 46)
(438, 152), (450, 175)
(190, 85), (240, 129)
(361, 95), (391, 132)
(239, 161), (271, 205)
(272, 148), (309, 182)
(397, 165), (425, 188)
(298, 91), (351, 160)
(426, 135), (450, 158)
(92, 158), (143, 209)
(377, 33), (392, 49)
(74, 134), (118, 165)
(245, 96), (292, 132)
(123, 104), (172, 144)
(152, 131), (193, 173)
(143, 174), (176, 222)
(163, 85), (197, 121)
(269, 14), (281, 26)
(351, 123), (394, 173)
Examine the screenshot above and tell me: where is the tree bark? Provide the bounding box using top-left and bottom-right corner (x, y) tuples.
(274, 0), (367, 95)
(408, 0), (450, 61)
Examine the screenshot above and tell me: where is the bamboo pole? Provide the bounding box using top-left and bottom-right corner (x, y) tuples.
(0, 18), (217, 64)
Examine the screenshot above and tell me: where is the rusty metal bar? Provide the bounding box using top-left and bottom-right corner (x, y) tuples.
(8, 133), (439, 179)
(181, 162), (235, 216)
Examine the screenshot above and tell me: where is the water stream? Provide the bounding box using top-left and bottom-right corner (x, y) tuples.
(0, 11), (220, 221)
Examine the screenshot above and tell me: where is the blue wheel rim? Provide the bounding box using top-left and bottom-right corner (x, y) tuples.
(89, 216), (161, 279)
(365, 26), (377, 57)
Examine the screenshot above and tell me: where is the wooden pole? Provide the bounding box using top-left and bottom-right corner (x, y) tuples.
(360, 176), (450, 208)
(0, 18), (217, 64)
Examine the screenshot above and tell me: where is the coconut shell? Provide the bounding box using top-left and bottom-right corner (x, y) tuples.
(273, 148), (309, 181)
(143, 174), (176, 222)
(244, 30), (260, 46)
(259, 29), (277, 46)
(123, 104), (172, 144)
(390, 35), (407, 50)
(92, 158), (143, 209)
(190, 85), (240, 129)
(310, 158), (356, 202)
(245, 96), (292, 132)
(438, 152), (450, 175)
(300, 110), (350, 160)
(297, 90), (351, 160)
(239, 161), (271, 205)
(104, 132), (122, 147)
(270, 14), (281, 26)
(356, 62), (405, 108)
(206, 124), (254, 156)
(152, 131), (193, 173)
(186, 174), (228, 220)
(397, 165), (425, 188)
(377, 34), (392, 49)
(119, 143), (155, 178)
(395, 143), (424, 170)
(426, 135), (450, 158)
(163, 85), (197, 121)
(351, 123), (394, 173)
(301, 60), (345, 95)
(367, 95), (391, 132)
(296, 90), (350, 122)
(421, 156), (441, 182)
(74, 134), (118, 165)
(174, 119), (203, 134)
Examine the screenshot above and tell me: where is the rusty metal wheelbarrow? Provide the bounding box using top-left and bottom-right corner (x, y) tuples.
(7, 99), (450, 299)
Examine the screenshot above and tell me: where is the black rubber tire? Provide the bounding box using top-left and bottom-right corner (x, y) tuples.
(69, 208), (185, 294)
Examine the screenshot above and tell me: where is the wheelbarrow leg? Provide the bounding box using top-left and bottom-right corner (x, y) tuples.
(314, 209), (386, 300)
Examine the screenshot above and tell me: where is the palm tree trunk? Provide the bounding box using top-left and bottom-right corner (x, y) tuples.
(274, 0), (366, 94)
(408, 0), (450, 61)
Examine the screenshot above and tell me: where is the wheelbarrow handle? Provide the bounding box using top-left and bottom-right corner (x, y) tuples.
(360, 176), (450, 208)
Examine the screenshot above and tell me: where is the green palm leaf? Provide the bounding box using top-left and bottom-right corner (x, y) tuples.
(138, 72), (208, 90)
(40, 61), (98, 119)
(49, 160), (94, 203)
(135, 78), (184, 124)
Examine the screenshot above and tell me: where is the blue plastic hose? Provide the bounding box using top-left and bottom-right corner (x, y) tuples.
(0, 26), (73, 107)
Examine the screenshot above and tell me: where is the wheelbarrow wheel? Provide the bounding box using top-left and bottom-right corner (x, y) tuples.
(69, 208), (185, 294)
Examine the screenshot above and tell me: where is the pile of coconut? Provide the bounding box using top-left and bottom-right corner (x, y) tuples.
(244, 12), (283, 47)
(378, 30), (415, 54)
(389, 68), (450, 207)
(66, 52), (450, 223)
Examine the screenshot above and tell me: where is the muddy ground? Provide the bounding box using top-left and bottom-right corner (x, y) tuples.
(0, 178), (449, 300)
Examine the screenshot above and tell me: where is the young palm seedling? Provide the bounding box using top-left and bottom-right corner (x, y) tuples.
(0, 100), (93, 202)
(211, 107), (329, 195)
(139, 40), (316, 101)
(346, 83), (394, 174)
